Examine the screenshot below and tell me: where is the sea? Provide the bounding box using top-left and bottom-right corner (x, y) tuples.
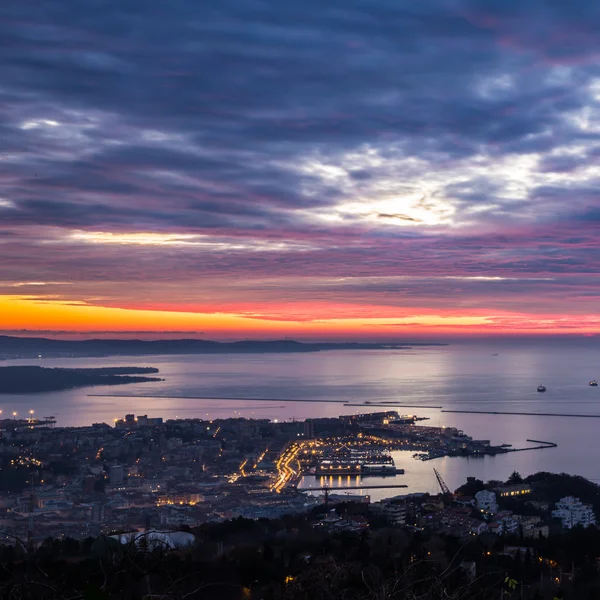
(3, 337), (600, 500)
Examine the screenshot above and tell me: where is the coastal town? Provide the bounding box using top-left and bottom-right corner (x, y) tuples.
(0, 409), (585, 548)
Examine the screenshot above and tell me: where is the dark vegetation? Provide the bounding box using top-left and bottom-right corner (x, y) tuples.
(0, 473), (598, 598)
(0, 366), (162, 394)
(1, 509), (599, 599)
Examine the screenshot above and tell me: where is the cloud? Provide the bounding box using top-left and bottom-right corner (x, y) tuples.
(377, 213), (422, 223)
(2, 0), (600, 332)
(0, 330), (202, 336)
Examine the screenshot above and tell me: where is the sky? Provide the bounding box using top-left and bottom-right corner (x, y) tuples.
(2, 0), (600, 339)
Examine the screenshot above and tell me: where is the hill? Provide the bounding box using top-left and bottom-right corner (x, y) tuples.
(0, 335), (445, 360)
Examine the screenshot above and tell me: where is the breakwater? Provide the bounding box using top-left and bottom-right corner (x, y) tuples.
(442, 409), (600, 419)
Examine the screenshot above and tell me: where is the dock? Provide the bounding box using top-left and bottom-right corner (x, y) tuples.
(302, 484), (408, 491)
(0, 416), (56, 430)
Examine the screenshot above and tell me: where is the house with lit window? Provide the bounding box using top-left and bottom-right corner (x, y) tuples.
(493, 484), (532, 498)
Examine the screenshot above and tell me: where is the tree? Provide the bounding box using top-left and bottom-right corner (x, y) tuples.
(508, 471), (523, 484)
(455, 477), (485, 497)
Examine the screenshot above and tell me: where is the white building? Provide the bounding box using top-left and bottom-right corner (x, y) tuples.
(501, 516), (520, 535)
(552, 496), (596, 529)
(111, 530), (195, 550)
(475, 490), (498, 514)
(370, 501), (406, 525)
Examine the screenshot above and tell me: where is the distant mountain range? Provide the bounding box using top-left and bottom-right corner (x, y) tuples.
(0, 335), (446, 359)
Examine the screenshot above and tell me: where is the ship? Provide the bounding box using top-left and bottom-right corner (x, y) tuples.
(590, 380), (599, 387)
(537, 385), (547, 393)
(361, 464), (405, 476)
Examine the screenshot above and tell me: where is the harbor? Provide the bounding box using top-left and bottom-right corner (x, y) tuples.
(274, 410), (559, 494)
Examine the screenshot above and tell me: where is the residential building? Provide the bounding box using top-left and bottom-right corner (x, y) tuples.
(475, 490), (498, 514)
(303, 420), (315, 439)
(109, 465), (124, 485)
(91, 503), (105, 523)
(371, 501), (406, 525)
(552, 496), (596, 529)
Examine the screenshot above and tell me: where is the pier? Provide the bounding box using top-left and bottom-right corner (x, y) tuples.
(344, 403), (443, 409)
(442, 409), (600, 419)
(90, 393), (385, 405)
(507, 439), (557, 452)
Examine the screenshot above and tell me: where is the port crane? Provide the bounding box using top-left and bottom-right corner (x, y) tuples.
(433, 468), (452, 504)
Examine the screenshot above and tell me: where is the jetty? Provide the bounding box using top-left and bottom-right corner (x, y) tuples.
(507, 439), (557, 452)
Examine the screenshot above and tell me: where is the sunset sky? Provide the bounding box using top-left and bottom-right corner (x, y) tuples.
(2, 0), (600, 339)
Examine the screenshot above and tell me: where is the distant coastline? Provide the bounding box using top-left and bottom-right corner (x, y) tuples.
(0, 366), (163, 394)
(0, 335), (447, 360)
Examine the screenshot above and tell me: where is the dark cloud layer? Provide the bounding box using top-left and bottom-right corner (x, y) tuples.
(2, 0), (600, 324)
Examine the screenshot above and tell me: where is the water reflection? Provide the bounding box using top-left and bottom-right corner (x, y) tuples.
(3, 340), (600, 492)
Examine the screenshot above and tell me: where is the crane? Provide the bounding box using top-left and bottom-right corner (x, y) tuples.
(433, 468), (452, 503)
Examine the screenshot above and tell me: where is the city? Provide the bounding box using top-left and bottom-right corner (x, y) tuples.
(0, 408), (595, 597)
(0, 410), (586, 543)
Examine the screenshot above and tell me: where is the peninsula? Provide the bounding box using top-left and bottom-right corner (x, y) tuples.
(0, 366), (162, 394)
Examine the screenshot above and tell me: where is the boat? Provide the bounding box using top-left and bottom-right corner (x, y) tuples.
(590, 380), (599, 387)
(537, 385), (546, 393)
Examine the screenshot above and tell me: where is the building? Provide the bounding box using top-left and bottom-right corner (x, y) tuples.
(91, 503), (105, 523)
(552, 496), (596, 529)
(109, 464), (124, 485)
(371, 501), (406, 525)
(435, 508), (489, 537)
(111, 530), (195, 550)
(83, 476), (96, 495)
(494, 484), (532, 499)
(115, 414), (163, 429)
(522, 523), (549, 539)
(303, 419), (315, 438)
(489, 522), (503, 535)
(501, 516), (519, 535)
(475, 490), (498, 514)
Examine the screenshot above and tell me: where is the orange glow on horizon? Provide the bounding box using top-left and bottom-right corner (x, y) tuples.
(1, 294), (600, 338)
